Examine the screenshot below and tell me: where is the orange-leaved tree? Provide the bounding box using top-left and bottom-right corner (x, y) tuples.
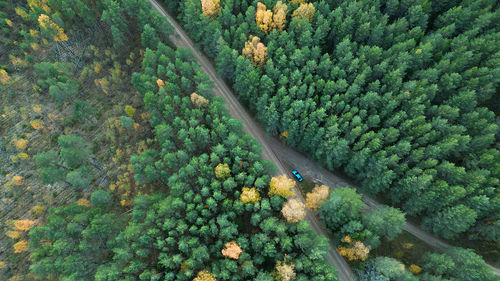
(305, 184), (329, 210)
(201, 0), (221, 18)
(221, 241), (242, 260)
(38, 14), (68, 42)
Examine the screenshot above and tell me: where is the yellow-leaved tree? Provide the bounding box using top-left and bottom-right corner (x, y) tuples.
(240, 187), (261, 204)
(292, 3), (315, 22)
(255, 2), (273, 33)
(305, 184), (329, 210)
(190, 92), (209, 107)
(201, 0), (221, 18)
(242, 35), (267, 67)
(337, 235), (370, 261)
(193, 270), (217, 281)
(268, 175), (295, 198)
(221, 241), (242, 260)
(274, 261), (296, 281)
(0, 69), (10, 85)
(38, 14), (68, 42)
(281, 198), (306, 223)
(272, 1), (288, 31)
(13, 240), (28, 253)
(256, 1), (288, 33)
(215, 163), (231, 179)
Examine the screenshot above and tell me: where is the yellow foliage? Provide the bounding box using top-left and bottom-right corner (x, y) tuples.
(273, 1), (288, 31)
(0, 261), (5, 269)
(38, 14), (68, 42)
(409, 264), (422, 275)
(13, 219), (35, 231)
(221, 241), (242, 260)
(190, 92), (209, 107)
(305, 184), (329, 210)
(280, 131), (289, 139)
(242, 35), (268, 67)
(292, 3), (315, 22)
(201, 0), (221, 18)
(32, 205), (46, 216)
(30, 119), (44, 130)
(9, 275), (23, 281)
(156, 78), (165, 88)
(30, 29), (39, 37)
(415, 49), (422, 54)
(6, 231), (22, 239)
(240, 187), (261, 204)
(32, 104), (42, 114)
(15, 8), (29, 20)
(281, 198), (306, 223)
(28, 0), (51, 13)
(109, 184), (117, 191)
(17, 153), (29, 160)
(337, 236), (370, 261)
(274, 261), (296, 281)
(268, 175), (295, 198)
(256, 2), (274, 33)
(13, 240), (28, 253)
(15, 138), (28, 150)
(256, 2), (288, 33)
(193, 270), (217, 281)
(403, 242), (414, 249)
(215, 163), (231, 179)
(5, 19), (13, 27)
(31, 42), (40, 51)
(125, 105), (136, 117)
(94, 63), (102, 74)
(76, 198), (91, 207)
(13, 176), (23, 186)
(0, 69), (10, 85)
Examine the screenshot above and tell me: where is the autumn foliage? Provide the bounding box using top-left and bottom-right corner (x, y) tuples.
(305, 184), (329, 210)
(337, 235), (370, 261)
(13, 240), (28, 253)
(268, 175), (295, 198)
(281, 198), (306, 223)
(38, 14), (68, 42)
(255, 1), (288, 33)
(221, 241), (242, 260)
(215, 163), (231, 179)
(242, 35), (267, 67)
(274, 261), (296, 281)
(190, 92), (209, 107)
(240, 187), (261, 204)
(291, 3), (315, 22)
(201, 0), (221, 18)
(194, 270), (217, 281)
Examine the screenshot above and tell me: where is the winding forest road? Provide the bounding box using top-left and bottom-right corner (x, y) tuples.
(147, 0), (499, 278)
(147, 1), (356, 280)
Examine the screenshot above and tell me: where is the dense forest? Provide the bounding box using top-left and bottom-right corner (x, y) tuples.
(166, 0), (500, 242)
(0, 0), (499, 280)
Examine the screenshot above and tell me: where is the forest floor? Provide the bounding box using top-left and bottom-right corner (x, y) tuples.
(0, 28), (154, 280)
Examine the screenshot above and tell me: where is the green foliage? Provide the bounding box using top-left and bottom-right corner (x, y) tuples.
(29, 192), (125, 280)
(90, 190), (112, 207)
(171, 0), (500, 241)
(34, 135), (95, 189)
(420, 247), (498, 281)
(362, 206), (406, 240)
(317, 187), (365, 233)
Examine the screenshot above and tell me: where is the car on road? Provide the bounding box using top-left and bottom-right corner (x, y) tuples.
(292, 169), (303, 182)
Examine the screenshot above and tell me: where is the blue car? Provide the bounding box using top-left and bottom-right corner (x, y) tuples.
(292, 169), (303, 182)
